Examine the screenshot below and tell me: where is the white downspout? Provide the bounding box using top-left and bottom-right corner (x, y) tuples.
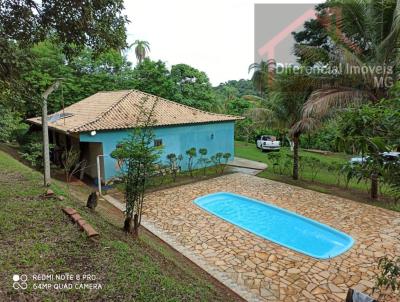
(96, 154), (108, 195)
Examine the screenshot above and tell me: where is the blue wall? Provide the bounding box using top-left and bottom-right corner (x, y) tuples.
(80, 122), (235, 180)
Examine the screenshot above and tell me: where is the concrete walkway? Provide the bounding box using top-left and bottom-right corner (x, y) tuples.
(229, 157), (268, 170)
(227, 157), (267, 175)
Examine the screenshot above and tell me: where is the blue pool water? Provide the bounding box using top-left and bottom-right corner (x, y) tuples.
(194, 192), (354, 259)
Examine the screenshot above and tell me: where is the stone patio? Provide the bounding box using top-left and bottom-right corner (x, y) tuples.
(111, 173), (400, 301)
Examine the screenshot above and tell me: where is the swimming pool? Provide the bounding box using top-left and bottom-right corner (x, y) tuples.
(194, 192), (354, 259)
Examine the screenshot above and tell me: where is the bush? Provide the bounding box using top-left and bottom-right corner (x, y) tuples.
(197, 148), (209, 176)
(300, 119), (339, 152)
(0, 108), (28, 143)
(19, 131), (49, 168)
(267, 152), (291, 175)
(166, 153), (182, 182)
(302, 157), (322, 182)
(185, 147), (197, 177)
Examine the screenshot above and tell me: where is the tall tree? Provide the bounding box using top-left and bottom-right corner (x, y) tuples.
(270, 70), (317, 180)
(250, 67), (317, 180)
(0, 0), (129, 119)
(296, 0), (400, 118)
(248, 60), (274, 98)
(130, 40), (150, 64)
(131, 59), (175, 100)
(336, 100), (400, 199)
(17, 42), (134, 117)
(170, 63), (216, 110)
(292, 3), (331, 65)
(0, 0), (128, 56)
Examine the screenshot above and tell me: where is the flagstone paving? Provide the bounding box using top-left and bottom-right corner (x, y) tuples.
(121, 173), (400, 301)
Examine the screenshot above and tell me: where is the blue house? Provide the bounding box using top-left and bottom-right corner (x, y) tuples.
(28, 90), (243, 182)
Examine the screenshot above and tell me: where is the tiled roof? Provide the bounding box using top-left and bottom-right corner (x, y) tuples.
(27, 90), (243, 133)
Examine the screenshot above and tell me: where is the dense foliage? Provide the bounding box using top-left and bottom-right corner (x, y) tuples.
(0, 0), (128, 56)
(336, 100), (400, 199)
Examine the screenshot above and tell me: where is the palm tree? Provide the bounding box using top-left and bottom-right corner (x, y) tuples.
(129, 40), (150, 64)
(248, 60), (275, 98)
(299, 0), (399, 117)
(271, 71), (318, 180)
(297, 0), (400, 197)
(249, 67), (318, 180)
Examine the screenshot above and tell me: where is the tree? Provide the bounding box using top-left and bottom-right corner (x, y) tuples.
(0, 108), (26, 143)
(170, 64), (216, 110)
(297, 0), (400, 119)
(131, 59), (176, 100)
(292, 3), (331, 65)
(248, 60), (273, 98)
(1, 1), (128, 122)
(2, 41), (134, 119)
(0, 0), (128, 56)
(256, 68), (317, 180)
(20, 41), (74, 117)
(215, 79), (258, 98)
(336, 100), (400, 199)
(130, 40), (150, 64)
(111, 97), (161, 235)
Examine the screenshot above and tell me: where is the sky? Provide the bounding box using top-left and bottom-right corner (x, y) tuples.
(124, 0), (323, 86)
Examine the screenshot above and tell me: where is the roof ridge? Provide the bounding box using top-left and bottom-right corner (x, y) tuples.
(132, 89), (241, 119)
(69, 90), (134, 132)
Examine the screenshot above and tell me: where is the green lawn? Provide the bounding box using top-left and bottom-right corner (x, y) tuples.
(235, 140), (354, 185)
(235, 141), (399, 210)
(0, 150), (240, 302)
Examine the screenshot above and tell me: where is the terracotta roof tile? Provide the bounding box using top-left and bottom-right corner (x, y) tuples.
(27, 90), (243, 133)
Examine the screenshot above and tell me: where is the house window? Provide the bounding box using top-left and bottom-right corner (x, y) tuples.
(154, 139), (163, 147)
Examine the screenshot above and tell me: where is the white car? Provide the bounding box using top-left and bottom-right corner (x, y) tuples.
(256, 135), (280, 151)
(350, 152), (400, 164)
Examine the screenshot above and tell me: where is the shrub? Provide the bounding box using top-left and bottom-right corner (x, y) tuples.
(220, 152), (231, 174)
(197, 148), (208, 176)
(210, 152), (223, 173)
(327, 162), (343, 186)
(303, 157), (322, 182)
(19, 132), (45, 167)
(0, 108), (28, 143)
(374, 256), (400, 295)
(268, 152), (290, 175)
(166, 153), (182, 182)
(185, 147), (197, 177)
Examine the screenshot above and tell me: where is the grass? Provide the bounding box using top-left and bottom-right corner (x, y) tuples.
(235, 141), (400, 211)
(0, 150), (241, 302)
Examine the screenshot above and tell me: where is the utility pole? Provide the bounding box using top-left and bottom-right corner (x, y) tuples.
(41, 81), (60, 186)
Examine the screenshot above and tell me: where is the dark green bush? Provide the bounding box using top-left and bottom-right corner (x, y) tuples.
(0, 108), (28, 143)
(19, 131), (47, 167)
